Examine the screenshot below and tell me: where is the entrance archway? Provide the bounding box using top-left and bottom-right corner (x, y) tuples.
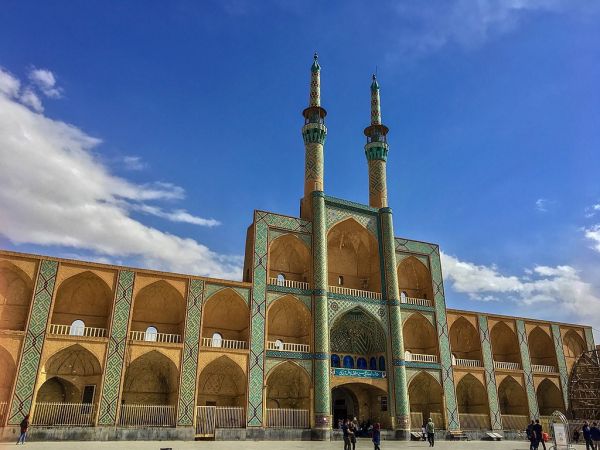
(331, 383), (389, 429)
(0, 262), (33, 331)
(408, 372), (444, 429)
(537, 379), (564, 415)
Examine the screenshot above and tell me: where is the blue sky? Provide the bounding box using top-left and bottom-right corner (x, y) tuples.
(1, 1), (599, 337)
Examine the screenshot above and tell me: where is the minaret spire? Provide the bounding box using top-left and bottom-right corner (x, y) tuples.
(301, 53), (327, 219)
(364, 74), (389, 209)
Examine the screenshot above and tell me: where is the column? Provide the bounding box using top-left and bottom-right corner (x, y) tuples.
(478, 315), (503, 430)
(551, 324), (570, 410)
(516, 319), (540, 419)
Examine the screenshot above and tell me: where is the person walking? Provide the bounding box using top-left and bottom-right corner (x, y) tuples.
(583, 422), (593, 450)
(349, 419), (357, 450)
(426, 417), (435, 447)
(16, 414), (29, 445)
(372, 422), (381, 450)
(342, 419), (352, 450)
(591, 422), (600, 450)
(527, 420), (536, 450)
(534, 419), (546, 450)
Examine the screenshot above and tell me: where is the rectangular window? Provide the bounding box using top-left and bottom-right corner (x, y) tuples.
(380, 396), (388, 412)
(82, 385), (95, 404)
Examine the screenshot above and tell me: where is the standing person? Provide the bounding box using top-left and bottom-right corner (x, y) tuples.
(349, 419), (357, 450)
(591, 422), (600, 450)
(583, 422), (593, 450)
(342, 419), (351, 450)
(16, 414), (29, 445)
(573, 428), (580, 444)
(527, 421), (536, 450)
(421, 423), (427, 441)
(534, 420), (546, 450)
(372, 422), (381, 450)
(426, 417), (435, 447)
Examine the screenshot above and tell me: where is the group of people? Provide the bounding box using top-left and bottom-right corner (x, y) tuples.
(526, 420), (548, 450)
(339, 417), (381, 450)
(576, 422), (600, 450)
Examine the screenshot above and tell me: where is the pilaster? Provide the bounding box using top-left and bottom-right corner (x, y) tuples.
(516, 319), (539, 419)
(584, 327), (596, 352)
(478, 315), (503, 430)
(551, 324), (570, 410)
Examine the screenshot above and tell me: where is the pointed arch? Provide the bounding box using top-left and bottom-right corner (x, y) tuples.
(403, 312), (438, 356)
(123, 350), (179, 405)
(528, 326), (558, 368)
(330, 307), (386, 357)
(536, 378), (564, 415)
(266, 361), (310, 409)
(449, 317), (482, 361)
(202, 287), (250, 341)
(267, 295), (310, 346)
(497, 376), (528, 416)
(197, 355), (246, 407)
(268, 234), (311, 283)
(327, 218), (381, 293)
(36, 377), (81, 403)
(563, 330), (586, 373)
(52, 271), (112, 330)
(131, 280), (185, 337)
(456, 374), (490, 430)
(0, 345), (16, 402)
(408, 371), (444, 428)
(397, 256), (433, 302)
(0, 261), (34, 331)
(490, 322), (521, 365)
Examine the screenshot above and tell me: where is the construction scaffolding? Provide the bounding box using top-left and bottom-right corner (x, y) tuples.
(569, 349), (600, 420)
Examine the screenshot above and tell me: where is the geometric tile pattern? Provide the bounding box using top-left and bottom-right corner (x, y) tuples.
(97, 270), (135, 426)
(268, 228), (312, 248)
(478, 315), (503, 430)
(204, 284), (249, 305)
(516, 319), (539, 419)
(326, 205), (378, 237)
(8, 259), (58, 425)
(550, 324), (569, 410)
(328, 298), (388, 331)
(266, 292), (312, 311)
(265, 358), (312, 378)
(584, 327), (596, 352)
(177, 278), (204, 426)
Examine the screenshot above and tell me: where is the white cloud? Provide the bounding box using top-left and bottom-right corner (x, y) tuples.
(535, 198), (550, 212)
(585, 203), (600, 218)
(19, 89), (43, 113)
(29, 68), (62, 98)
(134, 204), (220, 227)
(122, 155), (148, 171)
(0, 67), (241, 280)
(584, 225), (600, 253)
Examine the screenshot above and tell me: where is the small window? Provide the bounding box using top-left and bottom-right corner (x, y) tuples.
(378, 356), (386, 371)
(276, 274), (286, 285)
(275, 339), (284, 350)
(331, 354), (341, 368)
(369, 357), (377, 370)
(211, 332), (223, 347)
(70, 320), (85, 336)
(145, 326), (158, 342)
(400, 291), (407, 303)
(357, 357), (367, 370)
(338, 276), (344, 286)
(343, 355), (354, 369)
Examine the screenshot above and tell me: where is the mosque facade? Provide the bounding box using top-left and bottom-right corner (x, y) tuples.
(0, 55), (595, 441)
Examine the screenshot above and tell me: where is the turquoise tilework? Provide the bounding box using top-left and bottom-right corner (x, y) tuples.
(478, 315), (502, 431)
(268, 229), (312, 248)
(516, 320), (539, 419)
(584, 327), (596, 351)
(204, 284), (250, 305)
(551, 324), (570, 410)
(266, 292), (312, 311)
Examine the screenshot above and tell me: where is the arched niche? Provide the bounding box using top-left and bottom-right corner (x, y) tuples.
(123, 350), (179, 405)
(497, 376), (528, 416)
(36, 377), (81, 403)
(536, 379), (564, 415)
(268, 234), (311, 283)
(52, 271), (112, 330)
(131, 280), (185, 337)
(449, 317), (482, 361)
(330, 307), (386, 364)
(409, 372), (444, 428)
(266, 362), (310, 409)
(267, 295), (310, 346)
(202, 288), (249, 342)
(403, 313), (438, 356)
(528, 327), (558, 368)
(397, 256), (433, 302)
(0, 261), (34, 331)
(327, 218), (381, 293)
(563, 330), (586, 373)
(331, 382), (390, 428)
(490, 322), (521, 365)
(456, 374), (490, 429)
(197, 355), (246, 407)
(0, 345), (16, 402)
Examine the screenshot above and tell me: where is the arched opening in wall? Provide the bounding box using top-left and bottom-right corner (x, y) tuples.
(36, 377), (81, 403)
(397, 256), (433, 303)
(563, 330), (586, 373)
(528, 327), (558, 370)
(449, 317), (482, 364)
(0, 261), (33, 331)
(266, 362), (310, 410)
(490, 322), (521, 366)
(408, 372), (444, 429)
(122, 351), (179, 405)
(330, 308), (387, 372)
(537, 379), (564, 415)
(403, 313), (438, 361)
(201, 289), (249, 348)
(331, 383), (390, 429)
(131, 281), (185, 342)
(456, 374), (490, 429)
(498, 376), (529, 430)
(0, 346), (16, 405)
(267, 295), (310, 352)
(51, 271), (112, 334)
(327, 219), (381, 293)
(268, 234), (311, 285)
(197, 356), (246, 407)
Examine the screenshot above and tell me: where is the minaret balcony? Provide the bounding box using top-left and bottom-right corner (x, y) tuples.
(328, 285), (382, 300)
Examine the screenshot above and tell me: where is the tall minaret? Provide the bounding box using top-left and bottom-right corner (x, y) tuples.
(301, 53), (327, 219)
(364, 74), (389, 209)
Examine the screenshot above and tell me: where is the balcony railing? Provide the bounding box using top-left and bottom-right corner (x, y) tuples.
(195, 406), (246, 434)
(267, 341), (309, 353)
(531, 364), (556, 373)
(459, 413), (491, 430)
(266, 408), (309, 429)
(49, 324), (107, 338)
(119, 404), (176, 427)
(268, 277), (310, 290)
(32, 402), (96, 426)
(454, 358), (483, 368)
(494, 361), (521, 370)
(403, 297), (433, 307)
(128, 330), (181, 344)
(329, 285), (382, 300)
(405, 352), (438, 363)
(201, 337), (248, 350)
(502, 414), (529, 431)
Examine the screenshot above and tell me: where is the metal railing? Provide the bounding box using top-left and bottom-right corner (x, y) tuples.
(32, 402), (96, 426)
(454, 358), (483, 368)
(329, 285), (382, 300)
(405, 352), (438, 363)
(403, 297), (433, 307)
(215, 406), (245, 428)
(267, 341), (309, 353)
(493, 361), (521, 370)
(0, 401), (8, 426)
(268, 277), (310, 290)
(119, 404), (176, 427)
(266, 408), (309, 429)
(128, 330), (181, 344)
(459, 413), (491, 430)
(49, 324), (107, 338)
(531, 364), (556, 373)
(501, 414), (529, 431)
(201, 337), (248, 350)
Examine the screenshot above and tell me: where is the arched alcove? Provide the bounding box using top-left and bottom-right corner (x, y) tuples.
(497, 376), (528, 416)
(131, 281), (185, 338)
(563, 330), (586, 373)
(456, 374), (490, 429)
(397, 256), (433, 302)
(268, 235), (311, 283)
(528, 327), (558, 369)
(403, 314), (438, 357)
(0, 346), (16, 403)
(266, 362), (310, 409)
(537, 379), (564, 415)
(197, 356), (246, 406)
(409, 372), (444, 428)
(36, 377), (81, 403)
(122, 351), (179, 405)
(327, 219), (381, 293)
(202, 289), (249, 342)
(490, 322), (521, 365)
(0, 262), (33, 331)
(331, 383), (390, 428)
(267, 295), (310, 347)
(449, 317), (482, 362)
